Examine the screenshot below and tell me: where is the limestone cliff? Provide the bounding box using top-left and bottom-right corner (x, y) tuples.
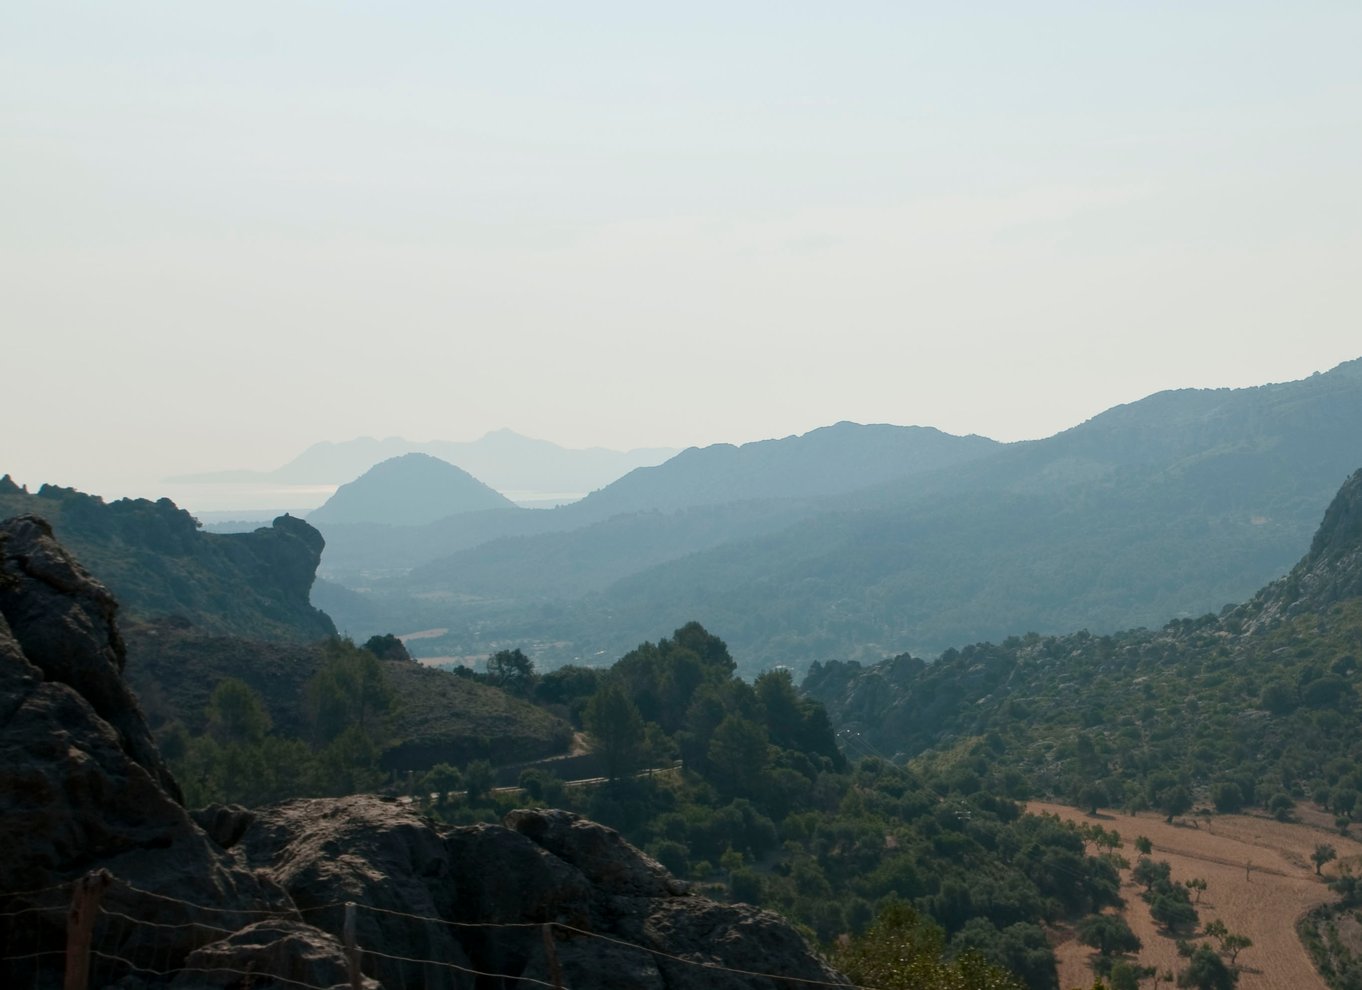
(0, 479), (335, 642)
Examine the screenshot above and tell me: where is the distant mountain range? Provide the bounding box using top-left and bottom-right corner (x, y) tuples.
(165, 429), (677, 497)
(316, 359), (1362, 674)
(310, 422), (997, 586)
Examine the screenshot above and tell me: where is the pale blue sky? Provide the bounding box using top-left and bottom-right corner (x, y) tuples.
(4, 3), (1360, 499)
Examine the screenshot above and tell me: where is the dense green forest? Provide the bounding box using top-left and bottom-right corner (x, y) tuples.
(165, 623), (1131, 990)
(803, 466), (1362, 823)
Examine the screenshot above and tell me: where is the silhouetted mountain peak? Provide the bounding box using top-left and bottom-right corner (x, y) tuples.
(574, 422), (999, 516)
(308, 453), (515, 527)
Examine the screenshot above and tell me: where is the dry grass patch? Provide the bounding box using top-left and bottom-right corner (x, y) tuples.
(1030, 802), (1362, 990)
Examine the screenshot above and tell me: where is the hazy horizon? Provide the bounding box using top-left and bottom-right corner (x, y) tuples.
(5, 4), (1360, 502)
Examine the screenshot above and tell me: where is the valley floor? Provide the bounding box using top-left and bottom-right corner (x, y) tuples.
(1031, 802), (1362, 990)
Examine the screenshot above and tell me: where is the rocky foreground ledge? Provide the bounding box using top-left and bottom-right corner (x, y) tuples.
(0, 514), (845, 989)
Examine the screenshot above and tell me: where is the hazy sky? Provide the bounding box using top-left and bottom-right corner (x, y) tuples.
(4, 2), (1360, 500)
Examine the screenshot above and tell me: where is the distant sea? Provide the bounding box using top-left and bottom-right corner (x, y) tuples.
(164, 482), (583, 526)
(158, 483), (338, 521)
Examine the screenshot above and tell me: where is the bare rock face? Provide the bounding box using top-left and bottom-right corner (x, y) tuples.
(0, 515), (178, 799)
(232, 795), (476, 990)
(0, 518), (293, 982)
(504, 806), (682, 898)
(172, 920), (379, 990)
(227, 798), (847, 990)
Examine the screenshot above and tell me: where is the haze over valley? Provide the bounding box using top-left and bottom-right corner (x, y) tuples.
(7, 4), (1362, 988)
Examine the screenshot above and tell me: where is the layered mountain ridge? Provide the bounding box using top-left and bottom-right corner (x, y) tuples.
(322, 358), (1362, 671)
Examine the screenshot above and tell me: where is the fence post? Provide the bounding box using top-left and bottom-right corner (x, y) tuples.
(343, 901), (362, 990)
(542, 924), (563, 990)
(64, 869), (112, 990)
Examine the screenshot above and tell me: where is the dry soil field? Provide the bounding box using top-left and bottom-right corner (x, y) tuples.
(1029, 802), (1362, 990)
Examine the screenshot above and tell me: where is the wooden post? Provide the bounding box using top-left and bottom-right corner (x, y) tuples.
(542, 924), (563, 990)
(343, 902), (362, 990)
(64, 869), (112, 990)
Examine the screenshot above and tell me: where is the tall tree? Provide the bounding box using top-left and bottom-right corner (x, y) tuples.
(584, 682), (645, 781)
(1312, 843), (1338, 875)
(487, 647), (536, 696)
(205, 678), (271, 745)
(706, 714), (770, 798)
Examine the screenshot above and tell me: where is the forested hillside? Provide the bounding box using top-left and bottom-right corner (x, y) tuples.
(804, 467), (1362, 822)
(404, 622), (1124, 990)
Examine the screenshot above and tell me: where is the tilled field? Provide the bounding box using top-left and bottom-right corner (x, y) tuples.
(1029, 802), (1362, 990)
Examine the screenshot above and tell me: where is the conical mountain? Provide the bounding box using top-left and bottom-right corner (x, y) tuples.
(308, 453), (515, 527)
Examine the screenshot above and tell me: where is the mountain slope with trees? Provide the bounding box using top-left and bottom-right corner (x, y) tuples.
(592, 360), (1362, 668)
(802, 466), (1362, 823)
(570, 421), (999, 515)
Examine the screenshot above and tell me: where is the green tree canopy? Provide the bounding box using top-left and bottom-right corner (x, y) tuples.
(1077, 913), (1141, 957)
(832, 902), (1024, 990)
(205, 677), (271, 745)
(584, 682), (645, 781)
(305, 639), (394, 743)
(487, 648), (536, 695)
(1178, 943), (1236, 990)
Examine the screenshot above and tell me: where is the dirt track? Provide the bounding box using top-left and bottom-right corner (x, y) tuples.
(1029, 802), (1362, 990)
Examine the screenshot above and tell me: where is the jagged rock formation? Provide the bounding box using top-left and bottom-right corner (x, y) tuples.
(209, 796), (845, 989)
(0, 516), (178, 798)
(0, 516), (296, 978)
(0, 480), (335, 642)
(174, 920), (380, 990)
(0, 521), (845, 989)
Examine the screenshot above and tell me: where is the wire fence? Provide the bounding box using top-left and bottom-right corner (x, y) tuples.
(0, 870), (869, 990)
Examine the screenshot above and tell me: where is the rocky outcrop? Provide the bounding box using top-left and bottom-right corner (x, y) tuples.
(0, 483), (335, 642)
(0, 515), (178, 798)
(0, 521), (846, 989)
(1246, 466), (1362, 626)
(173, 920), (380, 990)
(219, 797), (847, 990)
(0, 518), (297, 981)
